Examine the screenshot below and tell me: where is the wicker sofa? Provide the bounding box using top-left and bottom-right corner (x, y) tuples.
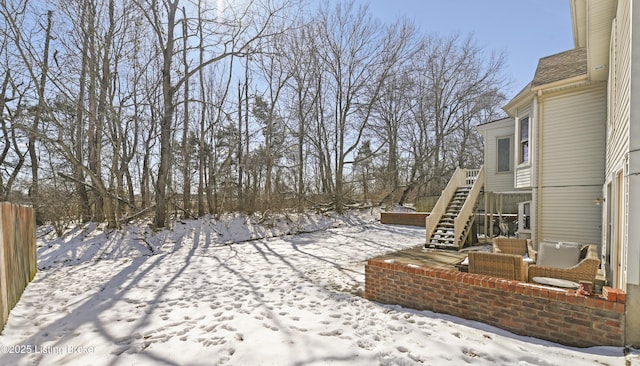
(527, 243), (600, 284)
(468, 251), (527, 282)
(493, 238), (529, 257)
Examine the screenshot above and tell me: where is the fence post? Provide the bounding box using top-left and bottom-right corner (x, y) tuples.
(0, 202), (8, 331)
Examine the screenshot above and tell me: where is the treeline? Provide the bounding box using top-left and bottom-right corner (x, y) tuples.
(0, 0), (508, 231)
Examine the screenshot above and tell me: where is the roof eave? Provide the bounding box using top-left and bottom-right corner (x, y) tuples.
(531, 74), (589, 93)
(476, 117), (514, 132)
(502, 86), (535, 117)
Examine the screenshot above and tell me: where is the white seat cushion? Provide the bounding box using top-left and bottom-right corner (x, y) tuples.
(537, 241), (581, 268)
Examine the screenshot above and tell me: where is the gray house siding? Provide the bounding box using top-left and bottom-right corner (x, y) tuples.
(539, 86), (607, 244)
(477, 118), (515, 193)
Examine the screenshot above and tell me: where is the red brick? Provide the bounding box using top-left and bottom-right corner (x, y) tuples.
(531, 287), (541, 297)
(604, 300), (615, 310)
(605, 319), (622, 328)
(616, 289), (626, 304)
(602, 286), (617, 302)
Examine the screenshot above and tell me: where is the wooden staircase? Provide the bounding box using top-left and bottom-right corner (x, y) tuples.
(425, 167), (484, 250)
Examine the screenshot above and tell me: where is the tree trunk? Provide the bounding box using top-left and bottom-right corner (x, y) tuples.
(29, 10), (53, 223)
(237, 81), (244, 211)
(74, 2), (91, 221)
(154, 0), (179, 228)
(197, 2), (206, 216)
(181, 6), (192, 217)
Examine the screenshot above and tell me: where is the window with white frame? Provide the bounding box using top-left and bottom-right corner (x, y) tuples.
(497, 137), (511, 172)
(518, 201), (531, 232)
(518, 117), (529, 164)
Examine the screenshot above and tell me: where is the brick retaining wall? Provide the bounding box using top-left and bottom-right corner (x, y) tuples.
(365, 258), (625, 347)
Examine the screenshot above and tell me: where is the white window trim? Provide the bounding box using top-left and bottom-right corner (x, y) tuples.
(518, 201), (532, 234)
(496, 135), (512, 173)
(516, 116), (531, 167)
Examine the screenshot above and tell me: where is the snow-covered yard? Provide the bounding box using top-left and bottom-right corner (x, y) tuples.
(0, 209), (634, 365)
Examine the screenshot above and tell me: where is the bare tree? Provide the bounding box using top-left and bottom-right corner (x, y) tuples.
(419, 34), (507, 192)
(180, 5), (192, 216)
(281, 21), (320, 210)
(0, 0), (511, 226)
(0, 2), (53, 217)
(136, 0), (295, 227)
(313, 1), (419, 212)
(0, 70), (29, 201)
(370, 59), (421, 202)
(253, 33), (292, 208)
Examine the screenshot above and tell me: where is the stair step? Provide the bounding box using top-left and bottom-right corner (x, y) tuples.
(432, 234), (454, 238)
(428, 240), (455, 246)
(433, 235), (454, 240)
(426, 175), (482, 250)
(426, 243), (459, 250)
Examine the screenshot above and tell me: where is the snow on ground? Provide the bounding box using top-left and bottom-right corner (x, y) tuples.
(0, 208), (633, 365)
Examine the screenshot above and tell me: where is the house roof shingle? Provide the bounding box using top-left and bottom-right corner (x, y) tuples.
(531, 48), (587, 88)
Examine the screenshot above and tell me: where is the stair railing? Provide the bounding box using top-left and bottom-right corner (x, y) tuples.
(453, 165), (485, 248)
(425, 168), (467, 244)
(465, 168), (481, 186)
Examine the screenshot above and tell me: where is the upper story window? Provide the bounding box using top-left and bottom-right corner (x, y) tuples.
(497, 136), (511, 172)
(519, 117), (529, 164)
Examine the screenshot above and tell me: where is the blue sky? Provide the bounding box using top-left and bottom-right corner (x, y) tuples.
(325, 0), (575, 99)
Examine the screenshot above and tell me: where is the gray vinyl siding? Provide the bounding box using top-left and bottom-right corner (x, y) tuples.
(540, 186), (603, 243)
(539, 87), (607, 244)
(587, 0), (617, 82)
(481, 122), (515, 192)
(515, 166), (531, 188)
(606, 1), (631, 177)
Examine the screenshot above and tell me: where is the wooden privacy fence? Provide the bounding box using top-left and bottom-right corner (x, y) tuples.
(0, 202), (37, 333)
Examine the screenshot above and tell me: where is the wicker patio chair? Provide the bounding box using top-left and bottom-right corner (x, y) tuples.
(493, 238), (528, 256)
(526, 240), (538, 262)
(527, 244), (600, 284)
(468, 252), (526, 282)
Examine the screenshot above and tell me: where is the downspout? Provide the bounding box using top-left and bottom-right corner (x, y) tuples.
(536, 90), (544, 244)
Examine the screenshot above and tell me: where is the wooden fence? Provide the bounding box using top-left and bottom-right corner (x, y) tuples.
(380, 212), (429, 226)
(0, 202), (37, 333)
